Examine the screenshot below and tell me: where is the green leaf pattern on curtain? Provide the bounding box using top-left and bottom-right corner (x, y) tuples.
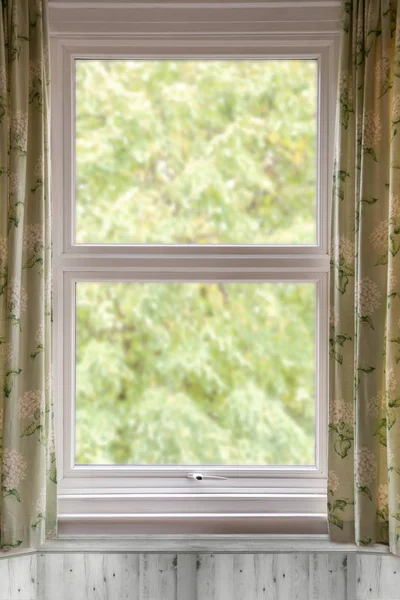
(0, 0), (56, 550)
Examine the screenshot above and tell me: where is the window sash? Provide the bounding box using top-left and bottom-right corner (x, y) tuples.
(56, 271), (328, 487)
(53, 41), (333, 258)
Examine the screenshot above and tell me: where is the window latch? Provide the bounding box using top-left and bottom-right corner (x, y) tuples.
(187, 472), (227, 481)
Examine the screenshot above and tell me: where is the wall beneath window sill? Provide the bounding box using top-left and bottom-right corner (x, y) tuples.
(0, 553), (37, 600)
(2, 544), (400, 600)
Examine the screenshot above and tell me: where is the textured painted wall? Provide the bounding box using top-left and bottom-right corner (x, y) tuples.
(356, 554), (400, 599)
(0, 554), (37, 600)
(9, 552), (349, 600)
(2, 550), (400, 600)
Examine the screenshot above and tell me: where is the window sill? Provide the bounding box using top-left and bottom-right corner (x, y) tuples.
(40, 534), (391, 555)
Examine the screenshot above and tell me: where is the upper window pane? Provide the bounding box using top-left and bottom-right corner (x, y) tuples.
(75, 60), (317, 245)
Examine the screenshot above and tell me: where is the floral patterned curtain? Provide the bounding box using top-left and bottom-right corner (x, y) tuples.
(0, 0), (56, 550)
(330, 0), (400, 552)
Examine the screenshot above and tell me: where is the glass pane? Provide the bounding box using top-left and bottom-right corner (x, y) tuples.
(75, 282), (316, 465)
(75, 60), (317, 245)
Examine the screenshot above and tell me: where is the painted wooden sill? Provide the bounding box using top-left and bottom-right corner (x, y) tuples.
(0, 535), (391, 558)
(38, 535), (391, 554)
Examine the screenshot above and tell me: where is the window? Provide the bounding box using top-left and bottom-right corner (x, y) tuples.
(51, 1), (339, 535)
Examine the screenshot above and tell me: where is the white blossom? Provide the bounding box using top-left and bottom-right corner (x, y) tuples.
(330, 398), (354, 425)
(393, 94), (400, 123)
(388, 446), (395, 464)
(29, 60), (42, 88)
(35, 323), (44, 346)
(356, 20), (364, 47)
(43, 46), (50, 78)
(4, 342), (13, 362)
(390, 193), (400, 220)
(44, 112), (49, 145)
(34, 156), (44, 180)
(18, 390), (44, 419)
(7, 278), (28, 317)
(0, 66), (6, 94)
(328, 471), (340, 493)
(367, 3), (376, 29)
(367, 392), (385, 417)
(370, 220), (388, 250)
(376, 53), (391, 88)
(358, 111), (382, 148)
(377, 483), (388, 511)
(387, 367), (397, 395)
(47, 430), (55, 456)
(36, 488), (46, 515)
(355, 446), (376, 488)
(329, 308), (339, 328)
(339, 70), (349, 91)
(389, 268), (398, 293)
(339, 70), (353, 105)
(2, 448), (27, 491)
(330, 235), (355, 264)
(46, 527), (57, 539)
(0, 236), (7, 268)
(45, 372), (53, 392)
(23, 223), (43, 252)
(44, 274), (52, 309)
(1, 342), (14, 368)
(388, 407), (397, 427)
(8, 172), (22, 197)
(11, 111), (28, 152)
(358, 277), (381, 316)
(46, 214), (51, 234)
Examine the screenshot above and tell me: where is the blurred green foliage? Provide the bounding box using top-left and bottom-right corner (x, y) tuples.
(74, 60), (317, 465)
(76, 283), (315, 465)
(76, 60), (317, 244)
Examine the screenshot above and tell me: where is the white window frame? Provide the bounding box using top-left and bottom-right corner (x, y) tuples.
(50, 0), (340, 535)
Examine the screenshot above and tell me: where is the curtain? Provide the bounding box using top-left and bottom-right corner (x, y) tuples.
(0, 0), (55, 550)
(330, 0), (400, 552)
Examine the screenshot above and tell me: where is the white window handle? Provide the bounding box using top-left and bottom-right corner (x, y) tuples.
(187, 472), (227, 481)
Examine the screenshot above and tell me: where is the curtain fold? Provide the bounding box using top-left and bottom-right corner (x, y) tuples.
(330, 0), (400, 553)
(0, 0), (56, 550)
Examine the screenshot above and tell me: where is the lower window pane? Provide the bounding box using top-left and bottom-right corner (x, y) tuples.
(75, 282), (316, 465)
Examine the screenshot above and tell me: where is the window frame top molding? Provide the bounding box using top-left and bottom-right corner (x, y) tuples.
(48, 0), (341, 38)
(50, 2), (339, 534)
